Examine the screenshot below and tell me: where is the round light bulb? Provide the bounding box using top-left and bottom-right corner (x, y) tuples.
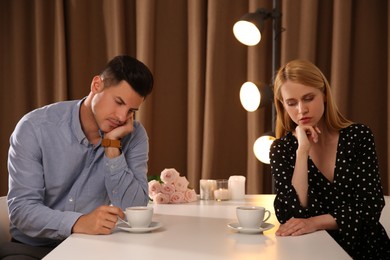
(253, 135), (276, 164)
(239, 82), (261, 112)
(233, 21), (261, 46)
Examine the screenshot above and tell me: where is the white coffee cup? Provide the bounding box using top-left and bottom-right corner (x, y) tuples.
(236, 206), (271, 229)
(125, 206), (153, 228)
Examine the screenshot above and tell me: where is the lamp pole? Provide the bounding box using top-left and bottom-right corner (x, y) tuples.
(270, 0), (281, 193)
(233, 0), (282, 193)
(271, 0), (281, 134)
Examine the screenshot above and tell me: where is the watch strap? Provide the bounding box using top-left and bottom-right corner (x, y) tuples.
(101, 139), (121, 148)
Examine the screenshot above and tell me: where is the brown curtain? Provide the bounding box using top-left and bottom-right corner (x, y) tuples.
(0, 0), (388, 197)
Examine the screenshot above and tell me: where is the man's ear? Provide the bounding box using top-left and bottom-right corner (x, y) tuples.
(91, 76), (103, 93)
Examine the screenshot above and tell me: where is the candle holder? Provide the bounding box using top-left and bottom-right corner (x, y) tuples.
(200, 179), (217, 200)
(214, 179), (230, 201)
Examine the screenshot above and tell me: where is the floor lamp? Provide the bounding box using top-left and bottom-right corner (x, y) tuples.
(233, 0), (282, 165)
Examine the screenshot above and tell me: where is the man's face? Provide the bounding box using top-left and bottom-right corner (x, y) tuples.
(91, 77), (144, 133)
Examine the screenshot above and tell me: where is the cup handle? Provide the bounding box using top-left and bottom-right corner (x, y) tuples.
(263, 210), (271, 222)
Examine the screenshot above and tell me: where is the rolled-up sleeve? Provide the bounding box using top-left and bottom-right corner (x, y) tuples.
(104, 121), (149, 209)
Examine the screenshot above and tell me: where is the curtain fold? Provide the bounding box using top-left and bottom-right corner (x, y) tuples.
(53, 0), (68, 101)
(135, 0), (155, 139)
(201, 1), (248, 182)
(187, 0), (207, 187)
(103, 0), (127, 57)
(0, 0), (389, 197)
(330, 0), (352, 115)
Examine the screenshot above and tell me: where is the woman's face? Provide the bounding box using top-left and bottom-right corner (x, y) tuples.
(280, 80), (325, 127)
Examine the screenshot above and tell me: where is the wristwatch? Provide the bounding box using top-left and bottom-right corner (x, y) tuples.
(101, 139), (121, 148)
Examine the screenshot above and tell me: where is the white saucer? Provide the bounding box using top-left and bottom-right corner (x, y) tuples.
(117, 221), (163, 233)
(227, 222), (275, 234)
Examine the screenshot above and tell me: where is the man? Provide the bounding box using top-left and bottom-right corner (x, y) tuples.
(2, 55), (154, 258)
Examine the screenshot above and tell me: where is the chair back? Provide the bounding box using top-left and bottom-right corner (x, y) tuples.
(0, 196), (11, 243)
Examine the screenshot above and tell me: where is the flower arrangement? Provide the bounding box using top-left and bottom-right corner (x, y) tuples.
(148, 168), (197, 204)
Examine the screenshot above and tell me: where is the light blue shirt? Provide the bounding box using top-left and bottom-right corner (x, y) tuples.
(7, 99), (149, 246)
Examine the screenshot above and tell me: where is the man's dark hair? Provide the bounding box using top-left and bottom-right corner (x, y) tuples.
(100, 55), (154, 98)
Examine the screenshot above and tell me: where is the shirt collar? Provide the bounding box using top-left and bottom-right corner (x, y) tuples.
(72, 98), (88, 145)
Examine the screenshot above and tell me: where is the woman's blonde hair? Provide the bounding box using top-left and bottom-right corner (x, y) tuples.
(273, 59), (352, 138)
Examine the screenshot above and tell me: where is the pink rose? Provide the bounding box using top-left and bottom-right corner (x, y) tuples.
(154, 193), (170, 204)
(160, 183), (175, 196)
(184, 189), (197, 202)
(170, 191), (185, 204)
(152, 168), (197, 204)
(148, 180), (162, 199)
(173, 176), (189, 192)
(160, 168), (180, 184)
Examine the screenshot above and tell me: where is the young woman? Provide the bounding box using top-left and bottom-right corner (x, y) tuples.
(270, 59), (390, 259)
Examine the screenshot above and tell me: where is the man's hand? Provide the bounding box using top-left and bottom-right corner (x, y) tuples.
(72, 205), (125, 235)
(105, 116), (134, 140)
(103, 117), (135, 158)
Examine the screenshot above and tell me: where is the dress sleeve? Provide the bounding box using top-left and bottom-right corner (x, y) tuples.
(331, 125), (385, 244)
(270, 138), (311, 224)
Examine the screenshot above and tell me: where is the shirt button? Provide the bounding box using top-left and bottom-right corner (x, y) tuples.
(68, 197), (74, 203)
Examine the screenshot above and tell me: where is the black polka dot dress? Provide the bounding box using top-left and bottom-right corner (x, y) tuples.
(270, 124), (390, 259)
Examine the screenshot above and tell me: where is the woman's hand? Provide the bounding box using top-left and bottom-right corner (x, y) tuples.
(276, 215), (338, 236)
(295, 125), (321, 154)
(275, 217), (318, 236)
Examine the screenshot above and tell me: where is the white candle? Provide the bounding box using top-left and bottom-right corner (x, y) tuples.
(228, 175), (246, 200)
(214, 188), (230, 201)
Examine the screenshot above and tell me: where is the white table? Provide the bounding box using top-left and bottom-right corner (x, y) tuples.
(44, 195), (390, 260)
(380, 196), (390, 235)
